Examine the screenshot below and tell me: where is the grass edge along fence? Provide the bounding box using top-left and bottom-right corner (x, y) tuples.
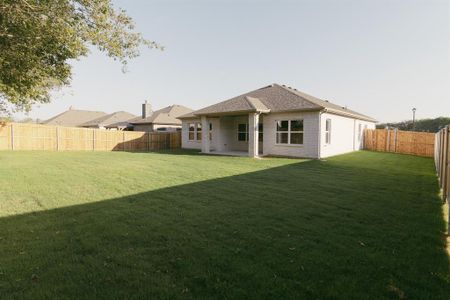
(364, 128), (435, 157)
(0, 122), (181, 152)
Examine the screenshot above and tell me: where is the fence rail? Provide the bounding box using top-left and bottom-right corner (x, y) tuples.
(0, 122), (181, 152)
(364, 128), (435, 157)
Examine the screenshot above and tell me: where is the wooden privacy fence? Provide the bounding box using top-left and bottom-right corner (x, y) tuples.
(364, 129), (435, 157)
(435, 125), (450, 204)
(0, 122), (181, 152)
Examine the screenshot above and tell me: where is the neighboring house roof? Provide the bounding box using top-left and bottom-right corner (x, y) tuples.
(81, 111), (137, 128)
(42, 108), (108, 127)
(181, 84), (376, 122)
(130, 105), (194, 125)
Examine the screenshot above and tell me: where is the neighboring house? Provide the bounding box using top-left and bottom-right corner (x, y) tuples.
(81, 111), (137, 130)
(179, 83), (376, 158)
(42, 107), (107, 127)
(129, 101), (194, 132)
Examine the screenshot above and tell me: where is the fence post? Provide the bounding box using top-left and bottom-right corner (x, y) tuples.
(394, 129), (398, 153)
(148, 132), (151, 151)
(442, 130), (445, 186)
(93, 129), (95, 151)
(443, 127), (449, 202)
(123, 131), (125, 151)
(386, 129), (391, 152)
(56, 126), (60, 151)
(10, 123), (14, 150)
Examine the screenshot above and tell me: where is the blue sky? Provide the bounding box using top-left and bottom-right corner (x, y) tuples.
(17, 0), (450, 122)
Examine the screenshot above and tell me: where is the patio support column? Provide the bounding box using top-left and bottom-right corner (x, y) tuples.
(201, 116), (210, 153)
(248, 112), (259, 158)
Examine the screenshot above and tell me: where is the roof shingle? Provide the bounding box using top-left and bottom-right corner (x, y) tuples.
(185, 84), (376, 122)
(130, 105), (193, 125)
(42, 109), (108, 127)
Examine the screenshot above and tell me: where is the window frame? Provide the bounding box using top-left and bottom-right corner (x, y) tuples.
(237, 123), (248, 142)
(358, 124), (362, 141)
(275, 119), (304, 145)
(196, 122), (202, 141)
(188, 122), (202, 142)
(209, 123), (212, 141)
(258, 123), (263, 142)
(188, 123), (196, 141)
(325, 118), (331, 144)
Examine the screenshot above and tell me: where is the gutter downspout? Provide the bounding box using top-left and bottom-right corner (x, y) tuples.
(353, 119), (356, 151)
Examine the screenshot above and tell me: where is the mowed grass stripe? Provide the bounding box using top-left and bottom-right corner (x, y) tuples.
(0, 150), (448, 299)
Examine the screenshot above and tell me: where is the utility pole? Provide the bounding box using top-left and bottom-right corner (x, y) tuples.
(412, 108), (417, 131)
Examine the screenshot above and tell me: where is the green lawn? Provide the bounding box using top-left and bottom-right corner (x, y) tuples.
(0, 150), (448, 299)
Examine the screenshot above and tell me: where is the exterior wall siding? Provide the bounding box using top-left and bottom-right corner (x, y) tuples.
(181, 112), (376, 158)
(262, 111), (320, 158)
(319, 112), (376, 158)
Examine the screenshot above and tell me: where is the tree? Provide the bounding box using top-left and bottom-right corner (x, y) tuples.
(0, 0), (162, 115)
(377, 117), (450, 133)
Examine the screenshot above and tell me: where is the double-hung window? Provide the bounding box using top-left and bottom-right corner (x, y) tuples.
(258, 123), (263, 142)
(188, 123), (202, 141)
(276, 120), (304, 145)
(188, 123), (196, 141)
(209, 123), (212, 140)
(196, 123), (202, 141)
(237, 123), (263, 141)
(237, 123), (248, 141)
(325, 119), (331, 144)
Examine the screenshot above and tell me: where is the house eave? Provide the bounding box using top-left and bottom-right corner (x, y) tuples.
(323, 108), (377, 123)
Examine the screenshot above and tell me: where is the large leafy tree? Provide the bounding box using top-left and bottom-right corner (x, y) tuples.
(0, 0), (161, 114)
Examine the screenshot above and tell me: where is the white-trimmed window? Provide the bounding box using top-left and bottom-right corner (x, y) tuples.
(237, 123), (248, 141)
(196, 123), (202, 141)
(188, 122), (202, 141)
(276, 120), (304, 145)
(237, 123), (264, 142)
(325, 119), (331, 144)
(358, 124), (362, 141)
(209, 123), (212, 140)
(258, 123), (263, 142)
(188, 123), (195, 140)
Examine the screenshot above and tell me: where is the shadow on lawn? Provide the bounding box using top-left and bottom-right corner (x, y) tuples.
(0, 158), (449, 299)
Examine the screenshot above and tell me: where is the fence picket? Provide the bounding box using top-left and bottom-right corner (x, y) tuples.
(0, 122), (181, 152)
(364, 129), (435, 157)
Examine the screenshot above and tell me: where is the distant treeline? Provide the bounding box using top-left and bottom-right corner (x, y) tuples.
(377, 117), (450, 133)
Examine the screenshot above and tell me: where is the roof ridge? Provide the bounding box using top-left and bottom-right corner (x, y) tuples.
(275, 84), (376, 122)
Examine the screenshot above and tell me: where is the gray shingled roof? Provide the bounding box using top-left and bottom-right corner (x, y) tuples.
(130, 105), (193, 125)
(42, 109), (108, 127)
(181, 84), (376, 122)
(81, 111), (137, 128)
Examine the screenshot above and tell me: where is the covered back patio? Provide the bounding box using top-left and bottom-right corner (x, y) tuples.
(200, 112), (265, 158)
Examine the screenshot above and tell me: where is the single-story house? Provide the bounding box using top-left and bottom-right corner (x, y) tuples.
(129, 101), (193, 132)
(81, 111), (137, 130)
(42, 107), (108, 127)
(179, 83), (376, 158)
